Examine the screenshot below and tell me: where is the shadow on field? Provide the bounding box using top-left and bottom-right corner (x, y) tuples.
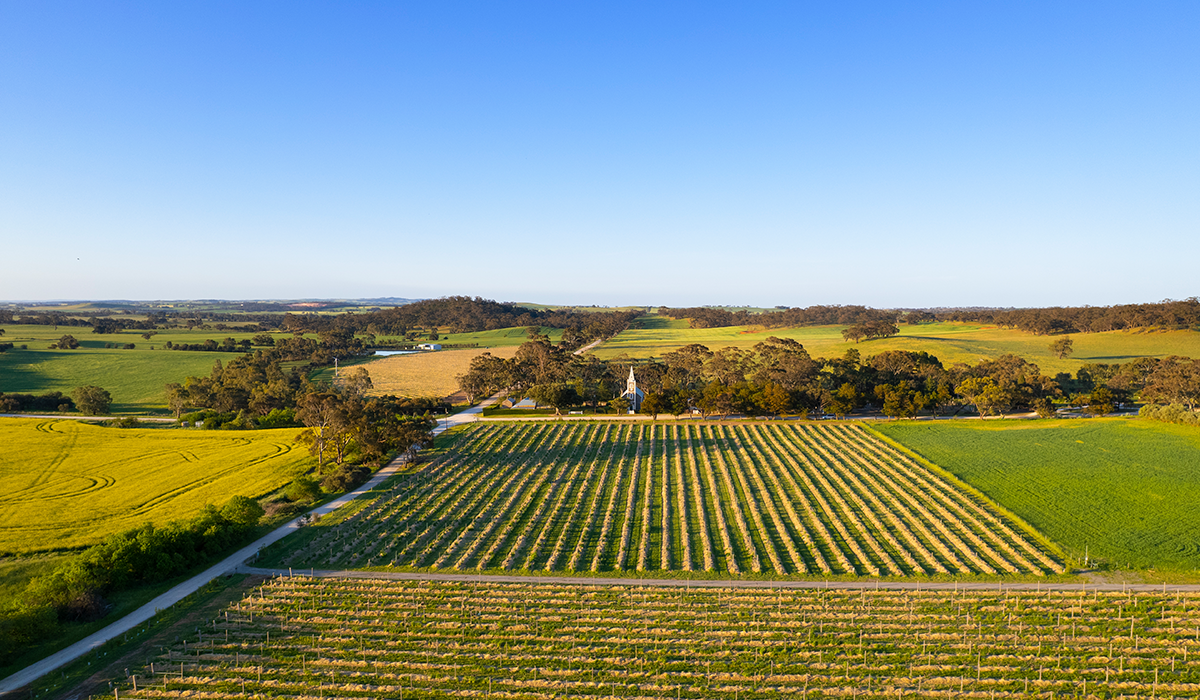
(0, 352), (55, 393)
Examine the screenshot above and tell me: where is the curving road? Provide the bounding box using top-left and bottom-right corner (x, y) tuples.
(0, 395), (500, 695)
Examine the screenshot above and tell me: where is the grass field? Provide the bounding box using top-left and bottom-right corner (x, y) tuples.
(315, 346), (522, 399)
(433, 325), (563, 347)
(263, 422), (1062, 577)
(0, 324), (289, 414)
(0, 418), (315, 556)
(592, 315), (1200, 376)
(876, 418), (1200, 571)
(102, 575), (1200, 700)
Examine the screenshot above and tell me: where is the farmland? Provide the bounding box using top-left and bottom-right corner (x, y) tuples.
(264, 422), (1063, 577)
(0, 418), (314, 556)
(591, 315), (1200, 377)
(0, 324), (276, 414)
(434, 325), (564, 347)
(312, 346), (522, 400)
(877, 418), (1200, 572)
(109, 575), (1200, 699)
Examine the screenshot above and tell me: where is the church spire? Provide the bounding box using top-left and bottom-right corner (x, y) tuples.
(626, 366), (637, 395)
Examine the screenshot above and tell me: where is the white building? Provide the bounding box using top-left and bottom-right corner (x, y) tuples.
(620, 367), (645, 413)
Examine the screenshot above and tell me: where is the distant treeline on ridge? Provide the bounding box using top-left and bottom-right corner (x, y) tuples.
(659, 298), (1200, 335)
(279, 296), (642, 345)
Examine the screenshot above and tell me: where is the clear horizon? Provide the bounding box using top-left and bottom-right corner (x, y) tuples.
(2, 2), (1197, 308)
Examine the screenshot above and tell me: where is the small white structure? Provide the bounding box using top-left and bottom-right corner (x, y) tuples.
(502, 397), (541, 410)
(417, 343), (442, 351)
(620, 367), (645, 413)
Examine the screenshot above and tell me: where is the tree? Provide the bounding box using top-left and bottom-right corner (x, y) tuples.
(1049, 336), (1074, 360)
(1085, 387), (1115, 416)
(340, 367), (373, 397)
(751, 337), (817, 390)
(164, 383), (189, 419)
(55, 335), (80, 350)
(699, 383), (736, 418)
(639, 391), (668, 420)
(1142, 356), (1200, 410)
(841, 325), (867, 344)
(528, 382), (580, 416)
(876, 382), (924, 419)
(220, 495), (265, 527)
(757, 382), (790, 417)
(704, 347), (749, 385)
(295, 393), (348, 472)
(1032, 397), (1057, 418)
(956, 377), (1009, 418)
(72, 386), (112, 415)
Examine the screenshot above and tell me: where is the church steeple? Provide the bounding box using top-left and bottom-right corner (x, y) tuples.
(626, 366), (638, 396)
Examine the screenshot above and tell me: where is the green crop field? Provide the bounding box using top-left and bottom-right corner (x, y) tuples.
(0, 324), (292, 414)
(263, 421), (1062, 577)
(97, 575), (1200, 700)
(0, 418), (315, 556)
(592, 315), (1200, 376)
(433, 325), (564, 347)
(875, 418), (1200, 571)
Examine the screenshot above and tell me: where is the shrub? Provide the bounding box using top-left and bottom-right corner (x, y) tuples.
(220, 495), (266, 527)
(321, 464), (372, 493)
(1140, 403), (1200, 426)
(285, 476), (323, 503)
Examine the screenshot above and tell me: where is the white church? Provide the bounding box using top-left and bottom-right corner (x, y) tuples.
(620, 367), (644, 413)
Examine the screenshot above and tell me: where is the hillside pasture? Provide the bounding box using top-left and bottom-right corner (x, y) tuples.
(877, 418), (1200, 571)
(266, 422), (1062, 577)
(592, 315), (1200, 375)
(0, 418), (314, 556)
(108, 575), (1200, 700)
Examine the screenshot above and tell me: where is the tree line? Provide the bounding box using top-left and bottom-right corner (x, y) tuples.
(658, 299), (1200, 336)
(936, 298), (1200, 335)
(278, 296), (641, 349)
(658, 305), (902, 330)
(459, 336), (1197, 420)
(0, 496), (265, 666)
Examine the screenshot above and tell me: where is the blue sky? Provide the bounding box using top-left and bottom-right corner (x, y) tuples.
(2, 2), (1197, 308)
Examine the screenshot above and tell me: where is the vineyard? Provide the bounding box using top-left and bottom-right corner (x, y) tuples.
(112, 576), (1200, 699)
(267, 422), (1064, 577)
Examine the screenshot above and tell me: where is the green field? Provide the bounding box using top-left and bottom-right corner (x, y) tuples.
(876, 418), (1200, 571)
(432, 325), (564, 347)
(593, 315), (1200, 376)
(0, 418), (315, 556)
(0, 324), (284, 414)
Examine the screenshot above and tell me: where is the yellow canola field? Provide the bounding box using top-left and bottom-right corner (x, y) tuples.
(0, 418), (314, 555)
